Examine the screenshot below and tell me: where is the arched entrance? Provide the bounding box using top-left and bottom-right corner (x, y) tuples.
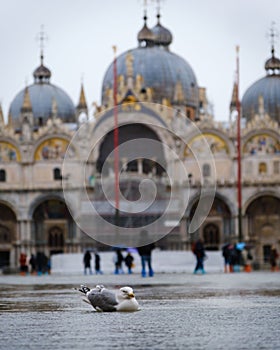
(96, 123), (166, 175)
(0, 203), (17, 267)
(32, 199), (75, 255)
(246, 195), (280, 266)
(189, 196), (232, 250)
(92, 123), (169, 237)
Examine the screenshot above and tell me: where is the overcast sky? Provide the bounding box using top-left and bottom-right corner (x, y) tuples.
(0, 0), (279, 122)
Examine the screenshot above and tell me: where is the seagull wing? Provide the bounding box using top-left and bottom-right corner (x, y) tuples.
(87, 288), (118, 312)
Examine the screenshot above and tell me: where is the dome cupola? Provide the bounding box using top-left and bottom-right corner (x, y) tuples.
(33, 54), (52, 83)
(151, 12), (173, 48)
(9, 51), (76, 130)
(137, 13), (155, 47)
(241, 23), (280, 123)
(264, 47), (280, 75)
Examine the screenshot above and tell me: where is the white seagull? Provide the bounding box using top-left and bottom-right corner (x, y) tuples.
(77, 284), (140, 312)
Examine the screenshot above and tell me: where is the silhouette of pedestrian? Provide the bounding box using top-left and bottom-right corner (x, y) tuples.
(114, 249), (124, 274)
(29, 254), (37, 274)
(83, 250), (92, 275)
(94, 252), (103, 274)
(192, 238), (206, 274)
(124, 252), (134, 274)
(137, 231), (155, 277)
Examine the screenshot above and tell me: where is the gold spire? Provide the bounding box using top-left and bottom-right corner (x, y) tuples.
(230, 81), (238, 112)
(0, 103), (4, 124)
(77, 83), (88, 109)
(21, 87), (32, 112)
(8, 112), (12, 127)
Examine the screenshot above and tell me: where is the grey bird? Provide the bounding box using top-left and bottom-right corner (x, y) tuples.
(77, 284), (140, 312)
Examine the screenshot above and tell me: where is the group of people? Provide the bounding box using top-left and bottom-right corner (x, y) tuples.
(83, 238), (156, 278)
(192, 239), (279, 274)
(83, 250), (103, 275)
(19, 252), (51, 275)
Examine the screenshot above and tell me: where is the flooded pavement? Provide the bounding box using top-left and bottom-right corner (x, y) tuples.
(0, 272), (279, 350)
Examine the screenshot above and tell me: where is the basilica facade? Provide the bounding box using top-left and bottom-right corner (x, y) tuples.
(0, 11), (280, 269)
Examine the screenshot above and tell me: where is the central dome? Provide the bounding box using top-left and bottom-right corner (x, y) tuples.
(102, 47), (198, 107)
(101, 14), (199, 109)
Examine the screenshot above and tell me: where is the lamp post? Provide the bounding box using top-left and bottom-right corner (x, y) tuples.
(236, 46), (243, 242)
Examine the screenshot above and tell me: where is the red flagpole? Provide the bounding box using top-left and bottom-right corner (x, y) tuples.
(236, 45), (243, 242)
(113, 46), (120, 225)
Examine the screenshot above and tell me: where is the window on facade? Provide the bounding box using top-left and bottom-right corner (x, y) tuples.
(0, 225), (10, 243)
(53, 168), (62, 180)
(258, 162), (267, 174)
(273, 161), (280, 174)
(0, 169), (6, 182)
(203, 164), (211, 177)
(203, 223), (219, 250)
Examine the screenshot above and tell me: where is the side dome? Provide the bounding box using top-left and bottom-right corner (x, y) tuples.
(9, 59), (76, 129)
(242, 48), (280, 123)
(101, 46), (199, 107)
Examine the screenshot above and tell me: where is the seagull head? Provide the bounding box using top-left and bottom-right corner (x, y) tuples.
(119, 286), (135, 299)
(95, 284), (105, 291)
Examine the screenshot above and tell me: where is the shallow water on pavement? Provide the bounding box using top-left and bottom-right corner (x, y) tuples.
(0, 277), (280, 350)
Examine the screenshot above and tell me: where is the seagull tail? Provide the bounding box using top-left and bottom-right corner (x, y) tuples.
(77, 284), (91, 295)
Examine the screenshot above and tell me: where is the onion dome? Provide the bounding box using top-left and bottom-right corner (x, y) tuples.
(151, 13), (173, 48)
(33, 62), (52, 83)
(9, 54), (76, 130)
(242, 46), (280, 123)
(137, 14), (155, 47)
(264, 47), (280, 74)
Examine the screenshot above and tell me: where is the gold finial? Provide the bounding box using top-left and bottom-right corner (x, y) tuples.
(112, 45), (117, 57)
(236, 45), (240, 55)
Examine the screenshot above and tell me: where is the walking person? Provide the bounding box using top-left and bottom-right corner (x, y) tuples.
(222, 243), (232, 273)
(192, 238), (206, 274)
(270, 245), (279, 272)
(29, 254), (37, 274)
(137, 242), (155, 277)
(83, 250), (92, 275)
(19, 252), (28, 275)
(114, 249), (124, 274)
(94, 251), (103, 274)
(124, 252), (134, 274)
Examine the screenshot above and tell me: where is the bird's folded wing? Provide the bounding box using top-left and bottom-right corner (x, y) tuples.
(87, 290), (118, 312)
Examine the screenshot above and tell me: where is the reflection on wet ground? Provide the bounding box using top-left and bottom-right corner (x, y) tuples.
(0, 273), (279, 349)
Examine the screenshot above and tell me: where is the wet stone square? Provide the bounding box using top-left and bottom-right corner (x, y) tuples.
(0, 272), (279, 350)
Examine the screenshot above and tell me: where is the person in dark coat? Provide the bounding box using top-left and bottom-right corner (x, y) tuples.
(137, 243), (155, 277)
(270, 245), (279, 272)
(29, 254), (37, 274)
(114, 249), (124, 274)
(124, 252), (134, 274)
(83, 250), (92, 275)
(222, 244), (232, 273)
(94, 252), (102, 274)
(192, 238), (206, 274)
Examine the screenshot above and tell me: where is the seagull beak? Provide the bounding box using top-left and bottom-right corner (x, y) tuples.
(128, 292), (135, 298)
